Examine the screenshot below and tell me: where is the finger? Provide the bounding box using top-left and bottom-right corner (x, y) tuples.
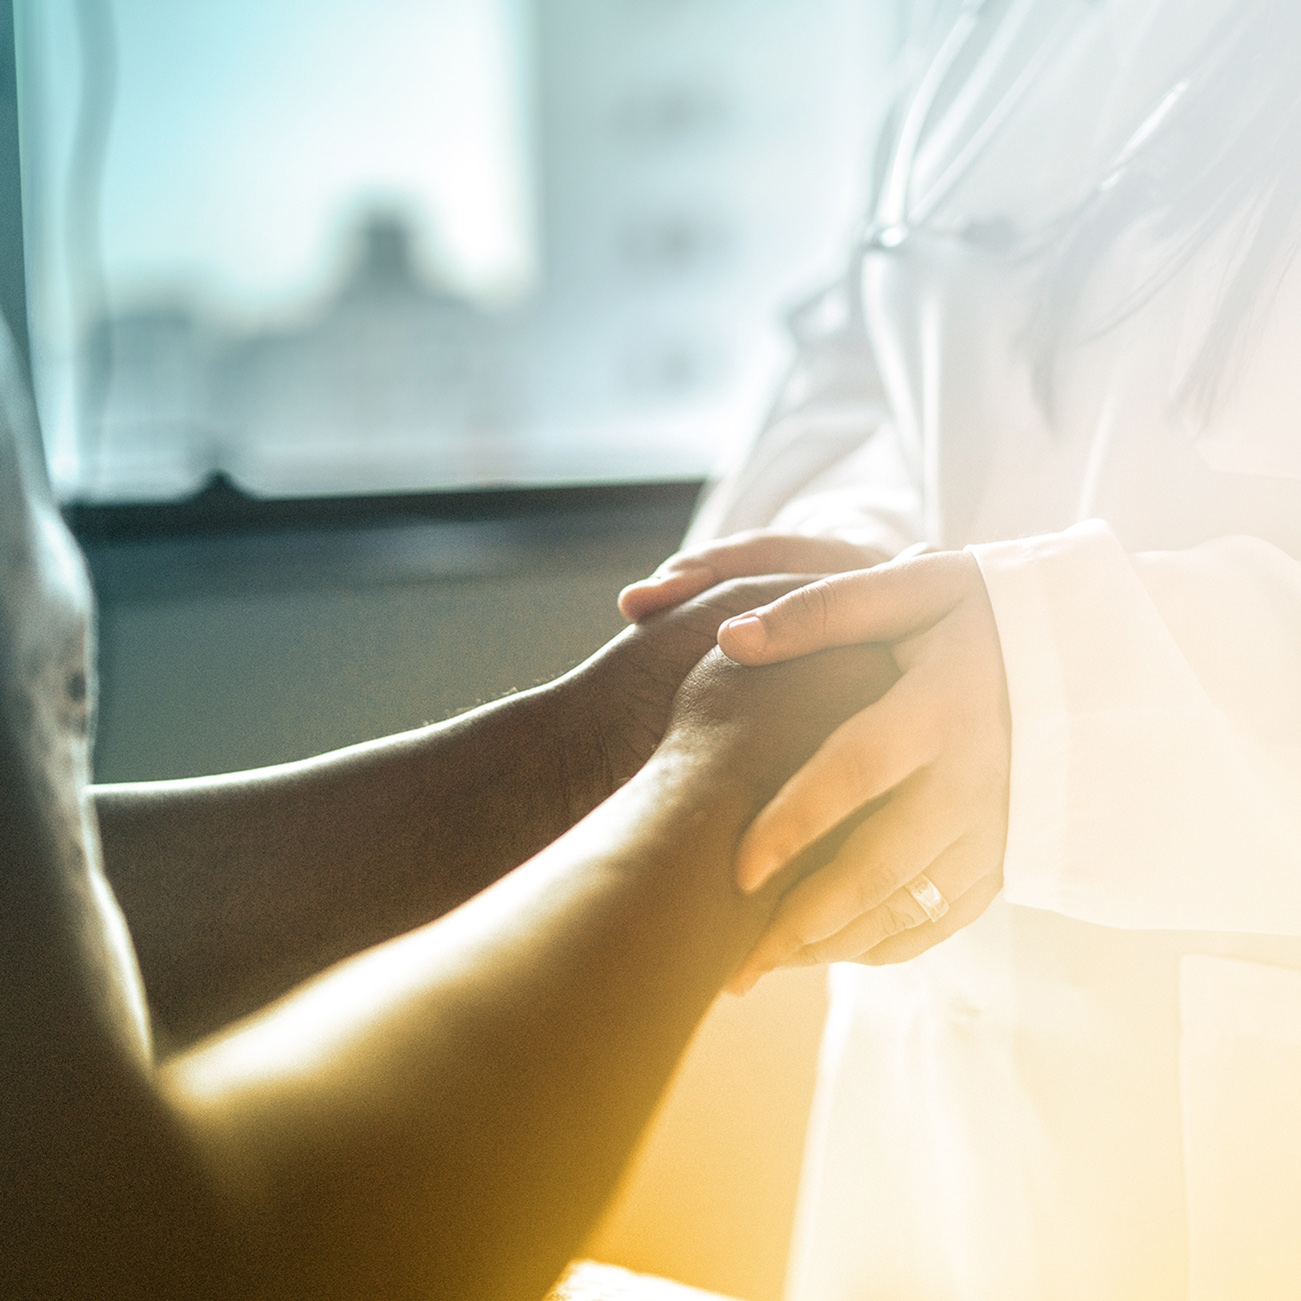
(771, 885), (932, 974)
(716, 551), (976, 665)
(728, 772), (960, 988)
(618, 532), (887, 622)
(730, 819), (977, 990)
(854, 870), (1003, 966)
(619, 563), (717, 621)
(735, 668), (943, 893)
(773, 831), (995, 967)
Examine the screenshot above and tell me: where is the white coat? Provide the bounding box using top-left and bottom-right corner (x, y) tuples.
(692, 1), (1301, 1295)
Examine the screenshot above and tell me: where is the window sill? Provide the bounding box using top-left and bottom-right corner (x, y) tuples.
(71, 475), (702, 602)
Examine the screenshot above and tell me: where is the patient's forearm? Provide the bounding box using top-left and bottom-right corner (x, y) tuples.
(97, 576), (812, 1048)
(96, 677), (609, 1047)
(164, 750), (765, 1301)
(162, 644), (898, 1301)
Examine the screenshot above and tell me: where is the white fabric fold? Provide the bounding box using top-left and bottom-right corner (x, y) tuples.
(972, 521), (1301, 933)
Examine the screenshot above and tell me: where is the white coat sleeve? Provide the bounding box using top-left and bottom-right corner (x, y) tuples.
(685, 280), (924, 555)
(970, 519), (1301, 934)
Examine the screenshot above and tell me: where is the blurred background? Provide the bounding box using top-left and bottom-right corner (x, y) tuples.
(19, 0), (901, 504)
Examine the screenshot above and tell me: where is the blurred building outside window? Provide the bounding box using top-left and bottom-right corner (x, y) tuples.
(17, 0), (901, 504)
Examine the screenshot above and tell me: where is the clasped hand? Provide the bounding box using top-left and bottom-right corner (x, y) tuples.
(622, 531), (1011, 986)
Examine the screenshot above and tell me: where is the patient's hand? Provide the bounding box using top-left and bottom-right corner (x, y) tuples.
(656, 640), (901, 852)
(568, 574), (830, 794)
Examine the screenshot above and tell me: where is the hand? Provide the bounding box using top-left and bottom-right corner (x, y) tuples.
(618, 529), (890, 623)
(568, 574), (832, 796)
(657, 641), (899, 846)
(716, 550), (1010, 988)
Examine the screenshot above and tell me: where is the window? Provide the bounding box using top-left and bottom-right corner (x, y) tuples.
(19, 0), (896, 504)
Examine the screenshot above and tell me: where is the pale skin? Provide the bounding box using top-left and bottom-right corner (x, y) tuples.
(621, 529), (1011, 987)
(1, 440), (899, 1301)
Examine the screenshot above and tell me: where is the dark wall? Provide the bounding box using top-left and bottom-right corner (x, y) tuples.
(88, 510), (687, 782)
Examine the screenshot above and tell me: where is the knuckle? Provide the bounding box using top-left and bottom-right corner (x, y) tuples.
(761, 909), (806, 958)
(785, 577), (837, 641)
(785, 946), (824, 970)
(877, 892), (924, 937)
(782, 900), (837, 952)
(804, 935), (855, 966)
(852, 871), (889, 916)
(711, 532), (779, 578)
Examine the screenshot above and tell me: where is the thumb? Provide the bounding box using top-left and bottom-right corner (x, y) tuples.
(715, 553), (966, 664)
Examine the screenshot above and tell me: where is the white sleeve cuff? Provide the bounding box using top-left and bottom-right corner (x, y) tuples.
(968, 527), (1080, 920)
(969, 521), (1301, 933)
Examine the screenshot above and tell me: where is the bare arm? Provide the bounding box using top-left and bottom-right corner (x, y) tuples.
(95, 579), (804, 1047)
(0, 321), (907, 1300)
(7, 635), (896, 1301)
(164, 643), (896, 1300)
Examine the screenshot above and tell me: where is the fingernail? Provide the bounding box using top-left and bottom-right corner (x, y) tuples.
(720, 614), (767, 656)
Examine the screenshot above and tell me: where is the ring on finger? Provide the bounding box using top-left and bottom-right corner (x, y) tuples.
(905, 872), (949, 923)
